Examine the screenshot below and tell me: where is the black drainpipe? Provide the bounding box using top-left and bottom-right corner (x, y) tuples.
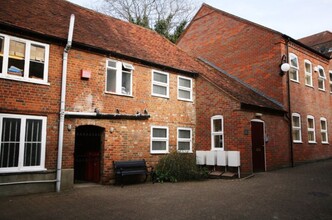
(285, 37), (294, 167)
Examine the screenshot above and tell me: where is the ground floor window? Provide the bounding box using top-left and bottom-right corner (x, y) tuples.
(0, 114), (47, 172)
(177, 127), (192, 152)
(292, 113), (302, 143)
(211, 115), (224, 150)
(150, 126), (169, 154)
(320, 118), (328, 144)
(307, 115), (316, 143)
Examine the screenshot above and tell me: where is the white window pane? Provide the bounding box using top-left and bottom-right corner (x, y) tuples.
(107, 60), (116, 68)
(308, 118), (314, 128)
(292, 116), (300, 127)
(179, 90), (191, 99)
(153, 128), (167, 138)
(8, 40), (25, 76)
(106, 68), (116, 92)
(321, 133), (327, 142)
(308, 131), (315, 142)
(152, 141), (166, 151)
(318, 68), (325, 78)
(0, 36), (3, 73)
(321, 120), (327, 130)
(153, 85), (167, 96)
(154, 72), (167, 83)
(213, 119), (222, 132)
(214, 135), (223, 148)
(290, 57), (298, 67)
(289, 69), (298, 81)
(0, 118), (21, 168)
(179, 130), (190, 139)
(292, 129), (301, 141)
(179, 78), (191, 88)
(178, 142), (190, 151)
(29, 44), (45, 79)
(121, 71), (131, 95)
(318, 79), (324, 89)
(305, 63), (311, 72)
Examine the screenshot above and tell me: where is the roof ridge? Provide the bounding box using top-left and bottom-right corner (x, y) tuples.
(198, 57), (285, 109)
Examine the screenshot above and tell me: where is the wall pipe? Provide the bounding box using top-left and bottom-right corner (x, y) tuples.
(56, 14), (75, 192)
(0, 179), (57, 186)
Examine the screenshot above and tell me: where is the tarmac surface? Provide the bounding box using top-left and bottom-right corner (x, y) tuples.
(1, 159), (332, 220)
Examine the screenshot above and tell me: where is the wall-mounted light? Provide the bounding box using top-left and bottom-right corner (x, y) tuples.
(255, 113), (263, 118)
(110, 127), (115, 133)
(280, 55), (290, 76)
(313, 66), (319, 72)
(67, 124), (72, 131)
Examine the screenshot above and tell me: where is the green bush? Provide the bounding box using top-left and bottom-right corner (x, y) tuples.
(155, 151), (209, 183)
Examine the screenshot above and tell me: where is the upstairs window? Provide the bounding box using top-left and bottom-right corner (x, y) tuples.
(289, 53), (299, 82)
(0, 114), (47, 173)
(307, 115), (316, 143)
(211, 115), (224, 150)
(317, 66), (326, 91)
(304, 60), (313, 87)
(177, 128), (192, 153)
(329, 71), (332, 93)
(150, 126), (169, 154)
(320, 117), (328, 144)
(106, 60), (133, 96)
(0, 33), (49, 84)
(292, 113), (302, 143)
(152, 70), (169, 98)
(178, 76), (193, 101)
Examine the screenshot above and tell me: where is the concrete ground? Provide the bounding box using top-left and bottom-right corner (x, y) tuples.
(1, 160), (332, 220)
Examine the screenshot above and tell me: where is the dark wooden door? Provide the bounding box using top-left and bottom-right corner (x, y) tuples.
(251, 121), (265, 172)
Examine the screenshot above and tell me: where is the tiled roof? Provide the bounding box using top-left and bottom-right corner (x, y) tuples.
(298, 31), (332, 47)
(0, 0), (285, 112)
(0, 0), (199, 74)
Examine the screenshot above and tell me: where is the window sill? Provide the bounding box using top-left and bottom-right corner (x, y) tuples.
(318, 88), (326, 92)
(105, 91), (133, 98)
(305, 84), (314, 89)
(290, 79), (300, 84)
(0, 168), (47, 174)
(293, 141), (303, 144)
(308, 141), (317, 144)
(178, 98), (193, 102)
(177, 150), (193, 153)
(322, 142), (329, 145)
(151, 94), (169, 99)
(150, 151), (169, 155)
(0, 75), (50, 86)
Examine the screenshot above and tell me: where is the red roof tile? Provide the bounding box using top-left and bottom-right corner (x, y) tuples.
(298, 31), (332, 46)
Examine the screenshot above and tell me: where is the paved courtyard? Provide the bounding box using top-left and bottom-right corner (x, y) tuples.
(1, 159), (332, 220)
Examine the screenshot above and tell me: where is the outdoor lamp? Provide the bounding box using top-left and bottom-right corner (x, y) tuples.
(280, 55), (290, 76)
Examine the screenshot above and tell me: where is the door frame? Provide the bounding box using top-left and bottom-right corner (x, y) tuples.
(251, 119), (266, 172)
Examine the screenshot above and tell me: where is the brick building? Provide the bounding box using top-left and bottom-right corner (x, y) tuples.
(178, 4), (332, 166)
(0, 0), (201, 195)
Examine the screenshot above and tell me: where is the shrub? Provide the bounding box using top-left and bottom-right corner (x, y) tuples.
(155, 151), (208, 183)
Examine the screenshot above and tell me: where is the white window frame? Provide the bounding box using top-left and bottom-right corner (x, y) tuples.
(292, 113), (302, 143)
(317, 65), (326, 91)
(307, 115), (316, 143)
(177, 76), (193, 102)
(320, 117), (328, 144)
(211, 115), (224, 151)
(151, 70), (169, 98)
(0, 33), (50, 85)
(105, 59), (133, 96)
(0, 114), (47, 173)
(304, 60), (313, 87)
(289, 53), (299, 83)
(177, 127), (192, 153)
(329, 70), (332, 93)
(150, 126), (169, 154)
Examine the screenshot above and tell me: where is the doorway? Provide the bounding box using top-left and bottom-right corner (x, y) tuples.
(251, 120), (266, 172)
(74, 125), (104, 183)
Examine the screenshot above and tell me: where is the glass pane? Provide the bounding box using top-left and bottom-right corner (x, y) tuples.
(179, 130), (190, 139)
(292, 116), (300, 127)
(178, 142), (190, 151)
(121, 71), (131, 95)
(292, 130), (300, 141)
(308, 131), (315, 142)
(318, 79), (324, 89)
(153, 85), (167, 96)
(305, 62), (311, 73)
(321, 132), (327, 142)
(308, 118), (314, 129)
(213, 119), (222, 132)
(305, 74), (312, 85)
(0, 118), (21, 168)
(290, 56), (298, 67)
(214, 135), (223, 148)
(24, 143), (41, 166)
(25, 119), (42, 142)
(107, 60), (116, 68)
(179, 78), (191, 88)
(152, 141), (166, 151)
(318, 68), (325, 78)
(0, 36), (3, 73)
(24, 119), (42, 166)
(289, 69), (297, 81)
(106, 68), (116, 92)
(179, 90), (190, 99)
(321, 120), (326, 130)
(29, 44), (45, 79)
(153, 128), (167, 138)
(8, 40), (25, 77)
(153, 72), (167, 83)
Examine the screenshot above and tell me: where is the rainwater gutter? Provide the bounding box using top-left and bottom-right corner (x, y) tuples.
(56, 14), (75, 193)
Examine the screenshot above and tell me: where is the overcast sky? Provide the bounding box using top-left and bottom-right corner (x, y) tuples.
(68, 0), (332, 39)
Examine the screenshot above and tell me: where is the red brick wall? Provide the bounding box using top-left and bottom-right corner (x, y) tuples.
(62, 47), (196, 183)
(196, 76), (291, 175)
(178, 5), (285, 104)
(287, 44), (332, 163)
